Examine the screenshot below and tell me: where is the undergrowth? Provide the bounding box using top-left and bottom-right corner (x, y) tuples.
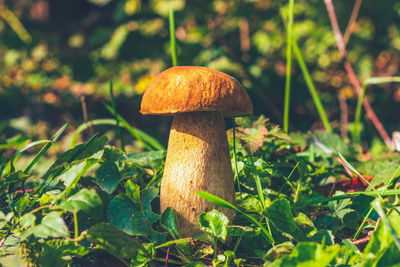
(0, 113), (400, 266)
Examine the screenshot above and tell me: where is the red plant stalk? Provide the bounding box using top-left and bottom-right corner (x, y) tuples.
(324, 0), (393, 148)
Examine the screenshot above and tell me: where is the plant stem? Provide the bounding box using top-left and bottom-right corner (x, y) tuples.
(283, 0), (295, 132)
(343, 0), (363, 45)
(169, 5), (178, 66)
(73, 212), (79, 240)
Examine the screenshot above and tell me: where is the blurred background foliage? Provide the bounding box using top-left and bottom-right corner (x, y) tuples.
(0, 0), (400, 151)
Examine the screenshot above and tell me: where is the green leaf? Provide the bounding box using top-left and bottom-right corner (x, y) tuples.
(0, 211), (13, 229)
(95, 160), (123, 194)
(24, 123), (68, 173)
(311, 230), (335, 245)
(58, 188), (103, 220)
(227, 225), (257, 237)
(43, 135), (108, 179)
(265, 198), (309, 242)
(107, 194), (152, 236)
(276, 242), (340, 267)
(130, 243), (155, 267)
(161, 207), (181, 239)
(34, 212), (69, 238)
(356, 157), (400, 190)
(125, 180), (141, 205)
(87, 223), (146, 263)
(364, 202), (400, 264)
(13, 194), (30, 216)
(39, 239), (89, 267)
(19, 213), (36, 228)
(142, 187), (159, 224)
(196, 191), (274, 244)
(102, 145), (124, 161)
(124, 150), (165, 167)
(199, 209), (229, 243)
(9, 139), (52, 173)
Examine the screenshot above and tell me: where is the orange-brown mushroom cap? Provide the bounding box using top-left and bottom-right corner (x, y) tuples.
(140, 66), (253, 116)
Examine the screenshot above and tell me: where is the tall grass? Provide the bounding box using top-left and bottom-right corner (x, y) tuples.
(283, 0), (295, 132)
(281, 3), (332, 133)
(169, 5), (178, 66)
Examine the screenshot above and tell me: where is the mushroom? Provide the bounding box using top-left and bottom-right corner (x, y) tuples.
(140, 66), (253, 236)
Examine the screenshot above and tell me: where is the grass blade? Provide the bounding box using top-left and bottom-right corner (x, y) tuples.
(104, 104), (165, 150)
(169, 4), (178, 66)
(109, 81), (125, 152)
(196, 191), (275, 244)
(283, 0), (295, 132)
(24, 123), (68, 173)
(29, 133), (101, 209)
(338, 152), (383, 200)
(71, 118), (164, 151)
(280, 9), (332, 132)
(10, 140), (52, 173)
(292, 41), (332, 132)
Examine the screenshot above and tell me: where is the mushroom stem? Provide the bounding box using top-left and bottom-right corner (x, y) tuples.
(160, 111), (236, 236)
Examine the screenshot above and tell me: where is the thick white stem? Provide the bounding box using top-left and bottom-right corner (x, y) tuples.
(160, 111), (235, 236)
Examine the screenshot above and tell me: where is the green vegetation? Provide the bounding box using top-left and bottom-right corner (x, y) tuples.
(1, 0), (400, 266)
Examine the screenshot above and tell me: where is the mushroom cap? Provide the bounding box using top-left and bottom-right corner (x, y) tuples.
(140, 66), (253, 116)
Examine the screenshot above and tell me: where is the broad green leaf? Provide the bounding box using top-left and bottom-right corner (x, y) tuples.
(95, 160), (123, 194)
(311, 230), (335, 245)
(43, 135), (108, 179)
(142, 187), (159, 224)
(356, 157), (400, 190)
(34, 212), (69, 238)
(160, 207), (181, 239)
(265, 198), (309, 242)
(274, 242), (340, 267)
(196, 191), (274, 244)
(87, 223), (145, 262)
(124, 150), (165, 167)
(130, 243), (155, 267)
(199, 209), (229, 243)
(58, 161), (87, 188)
(227, 225), (257, 237)
(39, 239), (89, 267)
(0, 211), (13, 229)
(19, 213), (36, 228)
(125, 180), (141, 205)
(156, 237), (192, 249)
(102, 145), (124, 161)
(106, 194), (152, 236)
(58, 188), (103, 220)
(185, 262), (207, 267)
(13, 194), (30, 216)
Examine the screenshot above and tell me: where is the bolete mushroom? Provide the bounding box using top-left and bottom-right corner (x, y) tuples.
(140, 66), (253, 236)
